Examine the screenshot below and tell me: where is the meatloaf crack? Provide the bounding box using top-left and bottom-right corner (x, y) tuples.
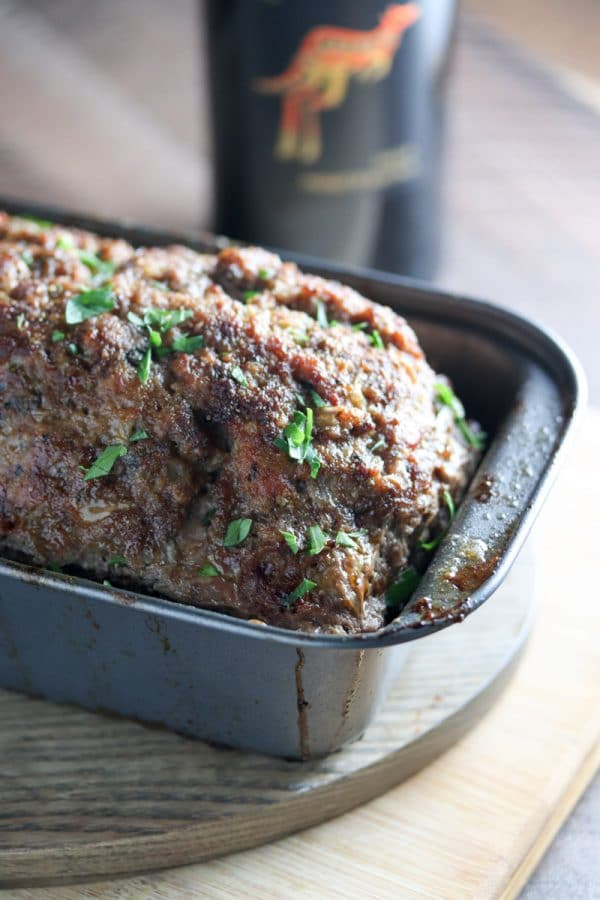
(0, 212), (481, 633)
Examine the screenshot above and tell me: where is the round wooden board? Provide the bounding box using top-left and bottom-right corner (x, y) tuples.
(0, 552), (534, 887)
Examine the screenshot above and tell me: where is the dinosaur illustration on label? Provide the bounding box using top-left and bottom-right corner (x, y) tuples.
(254, 4), (420, 164)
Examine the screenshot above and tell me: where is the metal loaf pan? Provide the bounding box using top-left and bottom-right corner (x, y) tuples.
(0, 199), (585, 759)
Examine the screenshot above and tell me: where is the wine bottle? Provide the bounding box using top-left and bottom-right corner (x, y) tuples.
(204, 0), (457, 279)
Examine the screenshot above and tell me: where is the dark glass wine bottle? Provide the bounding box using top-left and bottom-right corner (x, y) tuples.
(204, 0), (457, 279)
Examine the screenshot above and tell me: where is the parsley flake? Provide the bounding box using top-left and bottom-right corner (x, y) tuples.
(368, 437), (386, 453)
(223, 517), (253, 547)
(56, 235), (75, 250)
(230, 365), (248, 387)
(385, 567), (420, 616)
(198, 562), (222, 577)
(243, 290), (260, 302)
(143, 308), (193, 332)
(419, 490), (456, 551)
(137, 347), (152, 384)
(258, 267), (271, 280)
(51, 330), (65, 342)
(108, 555), (127, 567)
(172, 334), (204, 353)
(370, 330), (384, 349)
(78, 250), (116, 278)
(283, 578), (317, 608)
(274, 407), (321, 478)
(16, 313), (25, 330)
(67, 343), (78, 355)
(307, 524), (328, 556)
(65, 288), (115, 324)
(310, 389), (327, 408)
(127, 311), (144, 328)
(83, 444), (127, 481)
(335, 530), (366, 549)
(280, 531), (300, 554)
(435, 382), (486, 450)
(352, 322), (368, 331)
(21, 214), (53, 229)
(129, 429), (149, 442)
(316, 300), (329, 328)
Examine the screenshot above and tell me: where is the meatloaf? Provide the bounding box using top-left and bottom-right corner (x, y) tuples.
(0, 212), (482, 633)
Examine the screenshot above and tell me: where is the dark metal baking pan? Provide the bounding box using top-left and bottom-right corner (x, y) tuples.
(0, 198), (585, 759)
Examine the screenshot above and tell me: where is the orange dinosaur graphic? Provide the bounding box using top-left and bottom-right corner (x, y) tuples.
(254, 4), (420, 164)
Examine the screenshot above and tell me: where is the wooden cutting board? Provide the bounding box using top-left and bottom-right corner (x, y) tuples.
(2, 410), (597, 898)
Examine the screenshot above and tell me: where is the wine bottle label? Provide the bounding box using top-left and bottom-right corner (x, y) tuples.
(299, 144), (420, 195)
(254, 3), (420, 166)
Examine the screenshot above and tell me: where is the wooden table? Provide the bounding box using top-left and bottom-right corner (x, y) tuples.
(0, 4), (597, 895)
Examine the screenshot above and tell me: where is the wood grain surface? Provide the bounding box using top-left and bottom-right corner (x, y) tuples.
(0, 551), (533, 886)
(1, 409), (598, 897)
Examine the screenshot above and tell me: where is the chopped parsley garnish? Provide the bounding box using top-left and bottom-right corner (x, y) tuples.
(82, 444), (127, 481)
(21, 250), (33, 267)
(16, 313), (25, 330)
(223, 517), (253, 547)
(103, 579), (112, 587)
(243, 290), (260, 302)
(51, 330), (65, 342)
(385, 567), (420, 615)
(290, 328), (309, 346)
(368, 437), (386, 453)
(230, 365), (248, 387)
(65, 288), (115, 324)
(435, 382), (486, 450)
(108, 555), (127, 567)
(77, 249), (116, 278)
(307, 524), (328, 556)
(137, 347), (152, 384)
(56, 235), (75, 250)
(127, 311), (144, 328)
(21, 214), (53, 229)
(129, 309), (201, 377)
(202, 507), (216, 526)
(151, 280), (168, 292)
(335, 530), (366, 549)
(283, 578), (317, 608)
(143, 308), (193, 332)
(316, 300), (329, 328)
(258, 267), (271, 280)
(370, 329), (384, 349)
(280, 531), (300, 554)
(129, 429), (149, 442)
(419, 490), (456, 552)
(172, 334), (204, 353)
(67, 343), (78, 355)
(274, 408), (321, 478)
(352, 322), (368, 331)
(198, 562), (222, 577)
(310, 389), (327, 408)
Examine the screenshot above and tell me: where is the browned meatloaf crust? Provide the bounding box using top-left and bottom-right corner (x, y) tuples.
(0, 212), (481, 634)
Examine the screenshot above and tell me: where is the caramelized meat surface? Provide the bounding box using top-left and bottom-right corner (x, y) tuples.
(0, 213), (480, 633)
